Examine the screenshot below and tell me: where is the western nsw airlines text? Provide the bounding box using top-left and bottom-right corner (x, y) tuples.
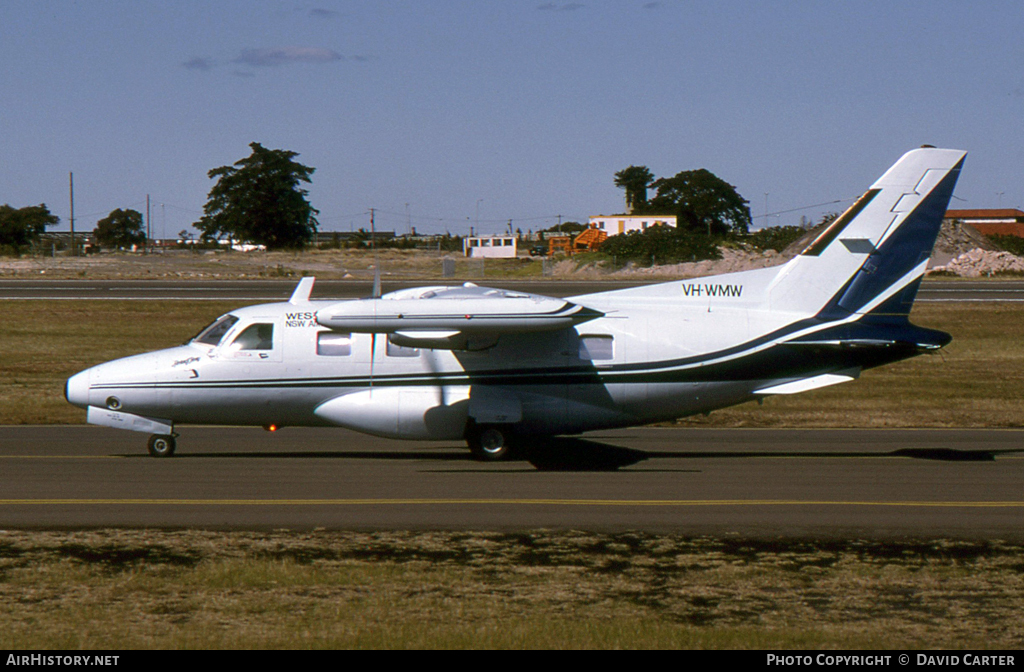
(680, 283), (743, 298)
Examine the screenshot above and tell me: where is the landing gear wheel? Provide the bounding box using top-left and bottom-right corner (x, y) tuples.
(466, 425), (516, 462)
(147, 434), (176, 458)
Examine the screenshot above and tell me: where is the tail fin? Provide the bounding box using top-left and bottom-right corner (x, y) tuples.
(768, 147), (966, 318)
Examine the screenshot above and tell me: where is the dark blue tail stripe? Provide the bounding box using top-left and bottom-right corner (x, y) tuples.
(822, 158), (964, 316)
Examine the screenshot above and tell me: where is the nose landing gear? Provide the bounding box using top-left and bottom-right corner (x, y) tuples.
(147, 434), (177, 458)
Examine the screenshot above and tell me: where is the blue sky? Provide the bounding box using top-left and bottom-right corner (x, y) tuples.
(2, 1), (1022, 238)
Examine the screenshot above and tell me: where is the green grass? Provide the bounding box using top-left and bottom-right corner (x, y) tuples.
(2, 300), (1021, 427)
(2, 530), (1023, 649)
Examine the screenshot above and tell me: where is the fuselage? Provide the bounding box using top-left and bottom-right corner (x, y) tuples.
(64, 273), (933, 441)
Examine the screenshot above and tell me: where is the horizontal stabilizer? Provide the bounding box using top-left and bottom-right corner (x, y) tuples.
(754, 369), (860, 395)
(785, 320), (952, 351)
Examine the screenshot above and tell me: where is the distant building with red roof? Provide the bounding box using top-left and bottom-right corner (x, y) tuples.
(944, 209), (1024, 237)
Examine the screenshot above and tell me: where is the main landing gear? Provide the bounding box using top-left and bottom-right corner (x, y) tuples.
(147, 434), (177, 458)
(465, 424), (518, 462)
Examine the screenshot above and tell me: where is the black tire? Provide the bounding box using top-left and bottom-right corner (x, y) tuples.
(466, 425), (516, 461)
(147, 434), (176, 458)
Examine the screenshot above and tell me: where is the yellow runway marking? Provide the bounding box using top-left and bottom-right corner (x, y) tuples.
(1, 499), (1023, 508)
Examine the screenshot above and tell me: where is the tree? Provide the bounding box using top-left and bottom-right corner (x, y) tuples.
(94, 208), (146, 249)
(600, 224), (721, 267)
(613, 165), (654, 213)
(0, 204), (59, 254)
(648, 169), (752, 237)
(989, 234), (1024, 257)
(818, 212), (839, 228)
(746, 225), (806, 252)
(196, 142), (319, 250)
(540, 221), (586, 235)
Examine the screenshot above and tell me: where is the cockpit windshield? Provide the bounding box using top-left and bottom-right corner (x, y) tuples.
(190, 315), (240, 346)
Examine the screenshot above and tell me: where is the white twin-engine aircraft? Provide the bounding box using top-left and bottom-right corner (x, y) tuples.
(66, 147), (965, 463)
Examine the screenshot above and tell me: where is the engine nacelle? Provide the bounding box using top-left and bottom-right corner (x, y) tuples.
(313, 386), (470, 440)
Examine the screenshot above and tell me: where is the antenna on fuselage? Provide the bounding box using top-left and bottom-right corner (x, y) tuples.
(289, 277), (315, 304)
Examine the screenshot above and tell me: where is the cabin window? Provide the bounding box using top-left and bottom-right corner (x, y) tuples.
(386, 337), (419, 358)
(192, 315), (239, 346)
(579, 335), (613, 361)
(229, 323), (275, 351)
(317, 332), (352, 356)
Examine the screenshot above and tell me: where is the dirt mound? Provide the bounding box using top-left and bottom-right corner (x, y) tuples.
(931, 249), (1024, 277)
(570, 219), (1002, 279)
(780, 224), (825, 258)
(931, 221), (999, 267)
(615, 247), (786, 278)
(559, 246), (787, 279)
(781, 220), (995, 267)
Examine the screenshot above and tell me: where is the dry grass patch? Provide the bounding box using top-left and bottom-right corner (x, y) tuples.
(1, 530), (1023, 649)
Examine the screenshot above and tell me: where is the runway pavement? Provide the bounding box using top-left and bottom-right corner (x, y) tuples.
(2, 426), (1022, 537)
(3, 278), (1021, 537)
(1, 278), (1023, 301)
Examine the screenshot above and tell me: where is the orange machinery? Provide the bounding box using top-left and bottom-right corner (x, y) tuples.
(546, 225), (607, 256)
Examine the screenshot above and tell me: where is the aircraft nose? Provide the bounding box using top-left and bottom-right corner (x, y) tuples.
(65, 370), (91, 409)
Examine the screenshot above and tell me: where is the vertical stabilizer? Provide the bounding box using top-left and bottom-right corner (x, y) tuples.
(767, 148), (965, 318)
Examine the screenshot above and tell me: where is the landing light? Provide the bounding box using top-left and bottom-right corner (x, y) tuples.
(263, 424), (279, 432)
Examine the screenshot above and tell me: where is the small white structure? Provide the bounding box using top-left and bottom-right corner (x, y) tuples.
(463, 235), (517, 258)
(588, 215), (677, 237)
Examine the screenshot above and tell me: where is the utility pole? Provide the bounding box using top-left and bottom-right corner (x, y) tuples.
(369, 208), (381, 298)
(146, 194), (151, 252)
(69, 172), (75, 256)
(369, 207), (375, 252)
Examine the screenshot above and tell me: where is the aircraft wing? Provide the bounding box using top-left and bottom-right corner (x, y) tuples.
(315, 283), (604, 350)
